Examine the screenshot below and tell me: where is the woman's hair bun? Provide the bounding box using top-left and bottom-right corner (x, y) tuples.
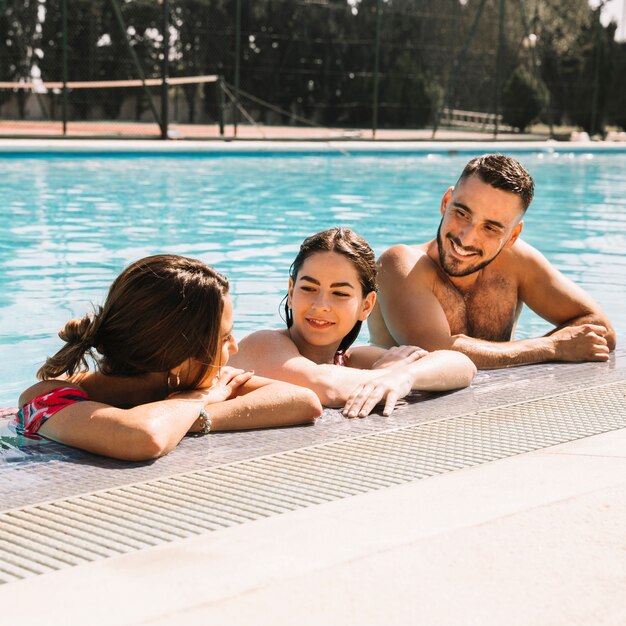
(58, 314), (96, 346)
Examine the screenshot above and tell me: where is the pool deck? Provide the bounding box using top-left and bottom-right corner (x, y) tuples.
(1, 345), (625, 625)
(1, 136), (626, 156)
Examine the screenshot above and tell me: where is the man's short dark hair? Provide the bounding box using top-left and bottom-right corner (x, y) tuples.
(458, 154), (535, 212)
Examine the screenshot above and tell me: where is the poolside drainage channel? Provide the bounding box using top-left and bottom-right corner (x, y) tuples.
(1, 379), (625, 583)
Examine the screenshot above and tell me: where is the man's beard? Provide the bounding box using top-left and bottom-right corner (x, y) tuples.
(436, 219), (503, 277)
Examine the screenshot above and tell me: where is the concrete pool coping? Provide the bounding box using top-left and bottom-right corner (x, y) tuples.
(1, 138), (626, 155)
(1, 346), (625, 624)
(3, 429), (626, 626)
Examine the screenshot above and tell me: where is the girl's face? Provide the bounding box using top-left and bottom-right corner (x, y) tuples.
(172, 294), (238, 388)
(217, 294), (237, 369)
(288, 251), (375, 350)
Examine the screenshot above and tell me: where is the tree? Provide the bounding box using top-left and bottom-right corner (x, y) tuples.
(0, 0), (41, 117)
(501, 65), (548, 131)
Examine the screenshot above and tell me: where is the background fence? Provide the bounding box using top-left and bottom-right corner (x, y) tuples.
(0, 0), (624, 139)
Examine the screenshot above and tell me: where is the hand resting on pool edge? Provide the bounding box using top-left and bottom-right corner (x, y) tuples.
(16, 255), (322, 462)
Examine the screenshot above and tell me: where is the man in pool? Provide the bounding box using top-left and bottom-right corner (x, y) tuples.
(368, 153), (616, 369)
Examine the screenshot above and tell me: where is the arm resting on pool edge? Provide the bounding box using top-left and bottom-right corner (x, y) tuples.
(518, 245), (616, 351)
(375, 242), (614, 369)
(20, 378), (321, 462)
(230, 331), (476, 410)
(341, 350), (476, 418)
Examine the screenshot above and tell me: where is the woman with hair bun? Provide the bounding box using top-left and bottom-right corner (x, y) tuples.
(16, 255), (322, 461)
(231, 228), (476, 418)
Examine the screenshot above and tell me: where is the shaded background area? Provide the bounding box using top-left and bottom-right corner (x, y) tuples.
(0, 0), (625, 139)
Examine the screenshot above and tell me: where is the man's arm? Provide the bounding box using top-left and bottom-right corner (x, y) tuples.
(375, 244), (612, 369)
(518, 242), (616, 349)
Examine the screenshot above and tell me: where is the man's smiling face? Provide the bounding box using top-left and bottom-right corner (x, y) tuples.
(437, 174), (525, 278)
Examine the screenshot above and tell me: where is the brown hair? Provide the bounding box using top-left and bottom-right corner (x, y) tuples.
(285, 228), (377, 354)
(458, 154), (535, 212)
(38, 254), (229, 389)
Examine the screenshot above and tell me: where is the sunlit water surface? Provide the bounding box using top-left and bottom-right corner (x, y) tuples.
(1, 151), (625, 407)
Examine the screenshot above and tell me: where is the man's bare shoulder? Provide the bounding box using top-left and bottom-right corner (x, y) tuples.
(502, 238), (548, 273)
(378, 242), (434, 278)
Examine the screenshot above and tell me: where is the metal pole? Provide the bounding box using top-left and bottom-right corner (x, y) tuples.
(161, 0), (169, 139)
(234, 0), (241, 137)
(590, 3), (605, 136)
(372, 0), (382, 138)
(493, 0), (506, 138)
(62, 0), (68, 136)
(218, 76), (225, 136)
(517, 0), (537, 72)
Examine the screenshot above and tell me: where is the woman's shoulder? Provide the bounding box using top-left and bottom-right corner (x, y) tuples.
(19, 380), (84, 407)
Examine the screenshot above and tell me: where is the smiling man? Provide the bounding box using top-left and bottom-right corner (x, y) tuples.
(368, 154), (616, 368)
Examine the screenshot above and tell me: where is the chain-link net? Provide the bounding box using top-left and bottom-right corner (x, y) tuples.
(0, 0), (623, 139)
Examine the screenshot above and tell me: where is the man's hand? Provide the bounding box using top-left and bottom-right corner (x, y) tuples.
(551, 324), (610, 362)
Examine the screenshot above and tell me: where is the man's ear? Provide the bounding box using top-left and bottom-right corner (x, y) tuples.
(505, 220), (524, 248)
(440, 186), (454, 216)
(359, 291), (377, 321)
(287, 277), (294, 308)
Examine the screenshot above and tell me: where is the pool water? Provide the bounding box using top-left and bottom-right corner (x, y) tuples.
(1, 151), (625, 407)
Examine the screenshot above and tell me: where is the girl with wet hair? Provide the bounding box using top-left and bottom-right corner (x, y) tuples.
(17, 255), (321, 461)
(231, 228), (476, 418)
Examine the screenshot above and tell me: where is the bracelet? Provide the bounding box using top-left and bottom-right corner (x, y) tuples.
(198, 408), (212, 435)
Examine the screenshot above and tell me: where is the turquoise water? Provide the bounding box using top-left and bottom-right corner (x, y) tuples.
(1, 151), (625, 407)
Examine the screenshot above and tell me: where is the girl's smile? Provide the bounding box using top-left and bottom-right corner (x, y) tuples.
(287, 251), (375, 363)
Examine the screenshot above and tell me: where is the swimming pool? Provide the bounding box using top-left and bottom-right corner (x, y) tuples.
(1, 149), (625, 406)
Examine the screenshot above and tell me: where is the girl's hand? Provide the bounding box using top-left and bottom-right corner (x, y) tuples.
(169, 367), (254, 404)
(370, 345), (428, 370)
(342, 370), (413, 418)
(206, 367), (255, 403)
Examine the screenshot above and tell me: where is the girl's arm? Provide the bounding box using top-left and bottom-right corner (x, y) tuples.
(20, 380), (214, 461)
(19, 376), (321, 462)
(231, 331), (476, 409)
(230, 330), (403, 406)
(342, 350), (477, 418)
(192, 375), (322, 432)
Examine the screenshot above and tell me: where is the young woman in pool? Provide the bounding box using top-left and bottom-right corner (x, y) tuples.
(16, 255), (322, 461)
(230, 228), (476, 417)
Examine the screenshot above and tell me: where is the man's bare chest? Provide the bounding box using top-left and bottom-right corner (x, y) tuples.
(433, 273), (521, 341)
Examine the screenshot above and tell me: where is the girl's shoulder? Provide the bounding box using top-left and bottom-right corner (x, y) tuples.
(231, 329), (299, 369)
(19, 380), (84, 407)
(238, 328), (294, 350)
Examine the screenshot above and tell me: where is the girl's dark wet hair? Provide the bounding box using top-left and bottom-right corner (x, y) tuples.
(285, 228), (377, 355)
(38, 254), (229, 390)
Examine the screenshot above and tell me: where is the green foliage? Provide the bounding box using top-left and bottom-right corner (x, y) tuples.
(380, 53), (440, 128)
(537, 0), (619, 134)
(0, 0), (625, 132)
(0, 1), (40, 115)
(501, 65), (549, 132)
(607, 43), (626, 130)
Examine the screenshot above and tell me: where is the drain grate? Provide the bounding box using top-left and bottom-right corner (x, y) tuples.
(1, 380), (625, 583)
